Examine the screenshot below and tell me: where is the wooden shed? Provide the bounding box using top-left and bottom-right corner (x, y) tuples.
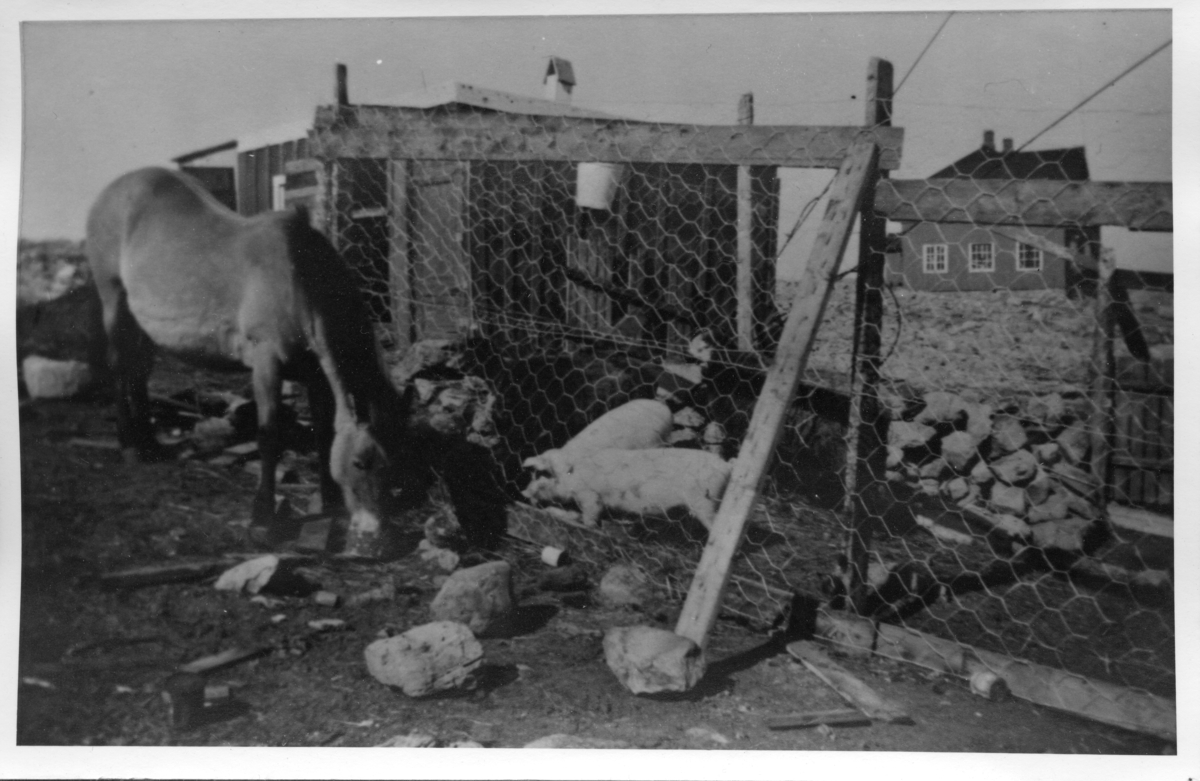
(297, 81), (781, 354)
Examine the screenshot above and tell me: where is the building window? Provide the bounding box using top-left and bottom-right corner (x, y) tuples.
(1017, 243), (1044, 271)
(271, 173), (287, 211)
(922, 244), (948, 273)
(968, 242), (995, 272)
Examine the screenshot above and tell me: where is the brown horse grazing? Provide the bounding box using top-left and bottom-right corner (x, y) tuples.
(87, 166), (414, 551)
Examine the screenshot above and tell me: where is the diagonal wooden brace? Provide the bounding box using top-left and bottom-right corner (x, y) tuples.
(673, 138), (881, 651)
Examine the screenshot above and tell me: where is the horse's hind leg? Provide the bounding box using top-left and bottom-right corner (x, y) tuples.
(106, 291), (164, 462)
(247, 354), (296, 543)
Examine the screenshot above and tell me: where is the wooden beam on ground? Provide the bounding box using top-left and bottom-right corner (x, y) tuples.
(876, 179), (1172, 231)
(312, 104), (904, 169)
(786, 640), (911, 723)
(764, 709), (872, 730)
(1106, 504), (1173, 538)
(815, 610), (1176, 741)
(673, 139), (878, 650)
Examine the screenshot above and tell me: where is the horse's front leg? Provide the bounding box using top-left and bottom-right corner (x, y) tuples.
(249, 356), (283, 534)
(307, 370), (342, 514)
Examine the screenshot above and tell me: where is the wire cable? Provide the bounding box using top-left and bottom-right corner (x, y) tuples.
(895, 12), (955, 95)
(1016, 38), (1171, 152)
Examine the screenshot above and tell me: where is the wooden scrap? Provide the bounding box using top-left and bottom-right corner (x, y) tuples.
(764, 708), (871, 730)
(223, 441), (260, 457)
(177, 646), (271, 675)
(786, 640), (911, 723)
(68, 437), (120, 451)
(98, 560), (228, 590)
(914, 515), (975, 546)
(1106, 504), (1172, 539)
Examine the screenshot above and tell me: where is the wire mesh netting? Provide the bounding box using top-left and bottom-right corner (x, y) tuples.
(304, 104), (1172, 704)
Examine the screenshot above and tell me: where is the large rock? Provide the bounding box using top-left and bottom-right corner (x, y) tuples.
(364, 621), (484, 697)
(429, 561), (515, 637)
(889, 421), (936, 450)
(990, 415), (1028, 455)
(989, 484), (1027, 516)
(1030, 518), (1094, 552)
(603, 626), (706, 694)
(1055, 421), (1091, 465)
(964, 403), (994, 443)
(22, 356), (94, 399)
(990, 449), (1038, 485)
(941, 431), (980, 473)
(915, 391), (969, 427)
(1027, 492), (1071, 524)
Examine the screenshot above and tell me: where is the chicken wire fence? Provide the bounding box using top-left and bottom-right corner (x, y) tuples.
(308, 106), (1173, 702)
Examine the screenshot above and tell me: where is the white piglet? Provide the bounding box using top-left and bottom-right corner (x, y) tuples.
(522, 447), (732, 530)
(522, 399), (672, 478)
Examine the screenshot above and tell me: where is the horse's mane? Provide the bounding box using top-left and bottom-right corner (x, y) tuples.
(284, 208), (402, 424)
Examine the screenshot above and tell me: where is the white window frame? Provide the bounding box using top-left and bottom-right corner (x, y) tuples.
(921, 243), (948, 274)
(271, 173), (287, 211)
(1017, 242), (1044, 272)
(968, 242), (995, 273)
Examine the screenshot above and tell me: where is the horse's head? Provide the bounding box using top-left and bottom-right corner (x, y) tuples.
(329, 422), (392, 554)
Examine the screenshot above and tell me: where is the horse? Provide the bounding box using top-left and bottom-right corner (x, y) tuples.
(86, 166), (416, 552)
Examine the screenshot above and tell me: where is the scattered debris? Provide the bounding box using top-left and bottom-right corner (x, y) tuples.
(685, 726), (731, 745)
(178, 646), (272, 675)
(345, 581), (397, 608)
(162, 672), (206, 731)
(363, 621), (484, 698)
(312, 590), (341, 607)
(523, 734), (631, 749)
(375, 732), (438, 748)
(418, 539), (461, 572)
(764, 708), (872, 731)
(22, 355), (94, 399)
(307, 618), (348, 633)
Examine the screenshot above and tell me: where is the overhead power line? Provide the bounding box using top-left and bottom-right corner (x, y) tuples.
(895, 12), (954, 95)
(1016, 38), (1172, 152)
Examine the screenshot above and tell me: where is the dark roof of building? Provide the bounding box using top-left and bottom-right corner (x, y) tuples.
(930, 145), (1090, 181)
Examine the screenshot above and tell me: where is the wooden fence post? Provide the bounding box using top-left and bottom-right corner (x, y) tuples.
(336, 63), (349, 106)
(674, 139), (879, 649)
(1090, 246), (1117, 512)
(736, 92), (755, 352)
(843, 58), (893, 611)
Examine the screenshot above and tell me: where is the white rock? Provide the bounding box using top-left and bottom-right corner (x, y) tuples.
(22, 356), (93, 399)
(363, 621), (484, 698)
(214, 555), (279, 594)
(429, 561), (514, 637)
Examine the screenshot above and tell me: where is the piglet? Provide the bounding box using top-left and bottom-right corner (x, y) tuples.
(522, 447), (732, 530)
(522, 399), (672, 478)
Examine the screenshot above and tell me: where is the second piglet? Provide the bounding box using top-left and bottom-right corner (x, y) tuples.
(522, 399), (672, 479)
(522, 448), (732, 531)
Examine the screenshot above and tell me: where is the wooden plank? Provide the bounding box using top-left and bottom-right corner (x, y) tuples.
(98, 560), (228, 590)
(764, 709), (871, 730)
(1106, 503), (1173, 538)
(876, 179), (1172, 230)
(312, 104), (904, 169)
(673, 139), (878, 649)
(843, 57), (893, 612)
(786, 640), (911, 723)
(816, 611), (1176, 741)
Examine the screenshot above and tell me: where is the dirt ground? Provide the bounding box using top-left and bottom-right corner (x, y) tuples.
(15, 367), (1174, 755)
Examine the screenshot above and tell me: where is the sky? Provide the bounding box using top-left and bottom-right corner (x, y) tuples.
(13, 6), (1174, 277)
(3, 3), (1198, 779)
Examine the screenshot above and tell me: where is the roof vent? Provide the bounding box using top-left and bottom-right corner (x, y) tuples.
(982, 130), (995, 151)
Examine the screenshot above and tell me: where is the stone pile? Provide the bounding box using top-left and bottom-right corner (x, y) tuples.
(886, 389), (1103, 552)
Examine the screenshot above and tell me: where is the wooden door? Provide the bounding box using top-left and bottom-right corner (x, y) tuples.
(409, 160), (471, 341)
